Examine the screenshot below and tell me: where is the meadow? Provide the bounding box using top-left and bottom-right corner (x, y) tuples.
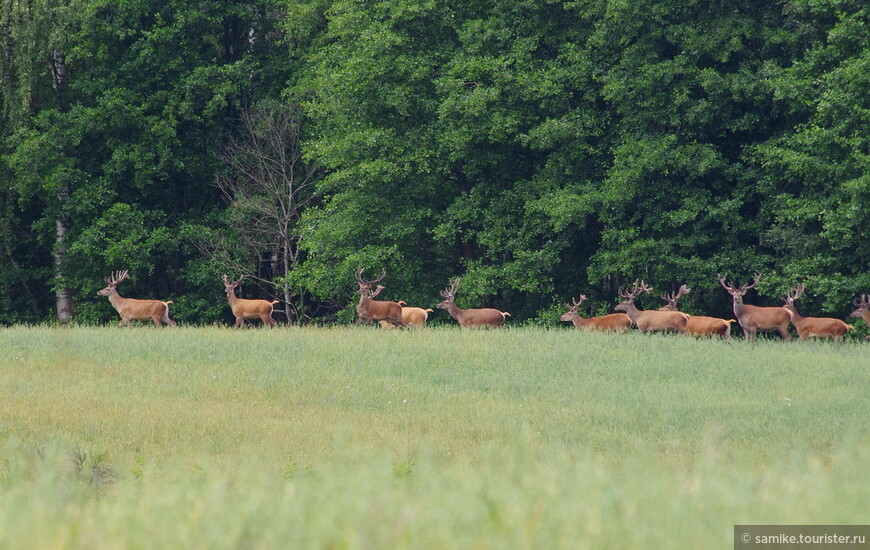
(0, 325), (868, 549)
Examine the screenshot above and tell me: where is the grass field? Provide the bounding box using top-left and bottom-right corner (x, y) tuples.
(0, 326), (868, 549)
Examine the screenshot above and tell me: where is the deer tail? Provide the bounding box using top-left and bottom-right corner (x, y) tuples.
(502, 312), (512, 318)
(269, 300), (280, 305)
(846, 324), (855, 331)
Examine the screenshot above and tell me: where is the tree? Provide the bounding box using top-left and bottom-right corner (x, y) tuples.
(209, 100), (318, 323)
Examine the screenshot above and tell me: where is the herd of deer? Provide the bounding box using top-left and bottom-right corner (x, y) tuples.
(96, 269), (870, 342)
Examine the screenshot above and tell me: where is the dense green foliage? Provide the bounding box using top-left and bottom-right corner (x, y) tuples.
(1, 0), (867, 324)
(0, 327), (868, 547)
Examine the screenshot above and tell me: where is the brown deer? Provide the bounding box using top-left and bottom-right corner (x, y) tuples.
(437, 278), (510, 328)
(614, 280), (688, 334)
(354, 269), (407, 327)
(97, 270), (177, 327)
(851, 294), (870, 341)
(718, 274), (792, 341)
(782, 284), (853, 342)
(657, 284), (736, 339)
(222, 275), (278, 328)
(378, 305), (434, 329)
(559, 295), (631, 332)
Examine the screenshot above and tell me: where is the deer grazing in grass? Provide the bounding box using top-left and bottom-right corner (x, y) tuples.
(657, 284), (736, 339)
(222, 275), (278, 328)
(354, 269), (407, 327)
(782, 284), (853, 342)
(378, 305), (434, 329)
(614, 280), (689, 334)
(437, 278), (510, 328)
(851, 295), (870, 341)
(559, 295), (631, 332)
(97, 270), (177, 327)
(718, 274), (792, 341)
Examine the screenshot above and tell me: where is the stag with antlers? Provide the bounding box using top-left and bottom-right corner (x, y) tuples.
(97, 270), (177, 327)
(782, 284), (853, 342)
(354, 269), (407, 327)
(657, 284), (736, 339)
(614, 280), (688, 334)
(851, 295), (870, 341)
(222, 275), (278, 328)
(718, 274), (792, 341)
(437, 278), (510, 328)
(560, 295), (631, 332)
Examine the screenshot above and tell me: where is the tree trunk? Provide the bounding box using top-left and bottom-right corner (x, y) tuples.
(55, 216), (73, 323)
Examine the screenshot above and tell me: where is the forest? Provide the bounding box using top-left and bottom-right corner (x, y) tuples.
(0, 0), (867, 325)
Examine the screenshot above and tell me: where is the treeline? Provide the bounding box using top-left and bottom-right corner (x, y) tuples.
(1, 0), (867, 326)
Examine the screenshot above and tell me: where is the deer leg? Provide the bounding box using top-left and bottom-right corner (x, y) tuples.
(260, 314), (272, 327)
(235, 317), (244, 328)
(778, 326), (792, 341)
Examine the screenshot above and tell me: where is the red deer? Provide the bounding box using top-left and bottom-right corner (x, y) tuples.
(378, 305), (434, 329)
(559, 295), (631, 332)
(614, 280), (688, 334)
(97, 270), (176, 327)
(782, 284), (853, 342)
(718, 274), (792, 341)
(222, 275), (278, 328)
(851, 294), (870, 341)
(354, 269), (407, 327)
(436, 278), (510, 328)
(657, 284), (736, 339)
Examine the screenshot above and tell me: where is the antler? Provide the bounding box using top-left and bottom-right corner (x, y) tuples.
(222, 274), (243, 286)
(369, 285), (385, 299)
(568, 294), (588, 310)
(356, 268), (387, 286)
(784, 283), (804, 304)
(719, 274), (760, 295)
(661, 284), (691, 305)
(618, 279), (651, 301)
(440, 277), (460, 300)
(853, 294), (870, 309)
(105, 270), (129, 287)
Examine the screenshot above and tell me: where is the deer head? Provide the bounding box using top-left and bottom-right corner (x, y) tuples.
(560, 295), (587, 321)
(97, 270), (130, 296)
(782, 283), (805, 307)
(658, 284), (690, 311)
(222, 274), (244, 296)
(437, 278), (461, 309)
(355, 268), (386, 294)
(718, 273), (760, 301)
(851, 294), (870, 318)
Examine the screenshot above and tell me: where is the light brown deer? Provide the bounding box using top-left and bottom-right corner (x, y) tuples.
(657, 284), (736, 339)
(614, 280), (688, 334)
(222, 275), (278, 328)
(718, 274), (792, 341)
(559, 295), (631, 332)
(782, 284), (853, 342)
(354, 269), (407, 327)
(97, 270), (176, 327)
(437, 278), (510, 328)
(378, 305), (434, 329)
(851, 294), (870, 341)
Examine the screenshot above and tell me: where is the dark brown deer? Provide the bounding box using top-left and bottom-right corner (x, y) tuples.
(97, 270), (176, 327)
(851, 294), (870, 341)
(222, 275), (278, 328)
(782, 284), (853, 342)
(354, 269), (407, 327)
(437, 278), (510, 328)
(658, 284), (736, 339)
(718, 274), (792, 341)
(614, 280), (688, 334)
(560, 295), (631, 332)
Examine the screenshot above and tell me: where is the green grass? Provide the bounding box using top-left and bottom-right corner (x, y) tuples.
(0, 326), (868, 548)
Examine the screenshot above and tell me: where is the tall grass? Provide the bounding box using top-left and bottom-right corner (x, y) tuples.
(0, 326), (867, 548)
